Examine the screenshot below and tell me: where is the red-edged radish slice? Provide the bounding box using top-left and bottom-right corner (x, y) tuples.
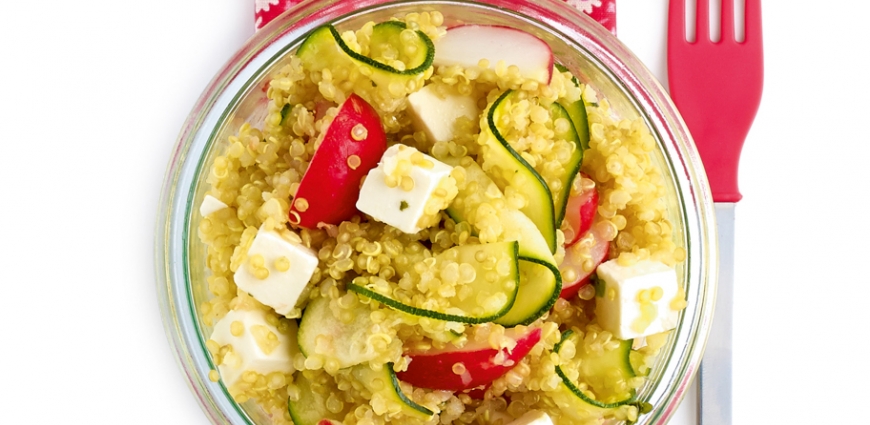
(289, 93), (386, 229)
(558, 224), (610, 299)
(433, 25), (554, 84)
(561, 173), (599, 246)
(397, 328), (542, 391)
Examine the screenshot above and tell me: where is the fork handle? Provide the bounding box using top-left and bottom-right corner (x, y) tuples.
(668, 66), (761, 202)
(699, 204), (735, 425)
(670, 91), (757, 203)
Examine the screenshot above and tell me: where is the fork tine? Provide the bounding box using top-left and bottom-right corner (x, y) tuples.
(744, 0), (763, 44)
(696, 0), (709, 43)
(721, 0), (735, 42)
(668, 0), (686, 44)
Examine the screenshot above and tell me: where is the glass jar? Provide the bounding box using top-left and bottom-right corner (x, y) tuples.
(155, 1), (718, 423)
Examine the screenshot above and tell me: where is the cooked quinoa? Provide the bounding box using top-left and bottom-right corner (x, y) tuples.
(197, 11), (686, 425)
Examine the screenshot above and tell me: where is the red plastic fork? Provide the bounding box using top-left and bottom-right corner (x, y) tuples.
(668, 0), (763, 203)
(667, 1), (763, 425)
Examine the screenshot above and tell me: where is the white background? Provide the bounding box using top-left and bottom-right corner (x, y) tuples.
(0, 0), (867, 424)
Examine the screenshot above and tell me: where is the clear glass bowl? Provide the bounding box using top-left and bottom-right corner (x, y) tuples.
(155, 0), (718, 423)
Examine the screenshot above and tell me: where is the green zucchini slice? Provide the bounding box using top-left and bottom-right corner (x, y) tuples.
(554, 62), (592, 151)
(351, 363), (434, 420)
(549, 330), (644, 423)
(287, 371), (350, 425)
(297, 297), (393, 368)
(562, 97), (591, 151)
(349, 241), (520, 324)
(368, 21), (433, 75)
(446, 159), (561, 326)
(297, 23), (434, 92)
(577, 338), (637, 403)
(479, 90), (557, 253)
(549, 101), (585, 226)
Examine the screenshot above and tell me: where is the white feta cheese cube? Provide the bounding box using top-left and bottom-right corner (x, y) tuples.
(356, 144), (455, 234)
(209, 308), (298, 389)
(233, 226), (318, 316)
(200, 194), (228, 216)
(407, 83), (479, 144)
(594, 259), (682, 340)
(507, 410), (554, 425)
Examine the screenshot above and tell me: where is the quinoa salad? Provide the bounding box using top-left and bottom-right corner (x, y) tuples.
(196, 11), (687, 425)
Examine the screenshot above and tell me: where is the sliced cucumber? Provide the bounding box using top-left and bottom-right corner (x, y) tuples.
(548, 378), (619, 423)
(288, 371), (350, 425)
(554, 63), (592, 151)
(296, 25), (345, 70)
(562, 98), (591, 151)
(549, 101), (584, 227)
(578, 338), (637, 403)
(368, 21), (432, 77)
(480, 90), (557, 253)
(297, 23), (434, 92)
(446, 159), (561, 326)
(351, 363), (434, 420)
(297, 296), (384, 368)
(349, 241), (520, 323)
(445, 159), (552, 266)
(549, 330), (642, 423)
(495, 260), (560, 327)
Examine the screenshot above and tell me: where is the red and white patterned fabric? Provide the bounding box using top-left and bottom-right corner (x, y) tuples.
(254, 0), (617, 34)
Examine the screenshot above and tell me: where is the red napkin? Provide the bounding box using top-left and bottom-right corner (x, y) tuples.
(254, 0), (617, 34)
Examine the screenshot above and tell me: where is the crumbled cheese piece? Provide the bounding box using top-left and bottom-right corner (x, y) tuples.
(357, 144), (457, 234)
(233, 226), (318, 316)
(209, 309), (297, 389)
(200, 194), (228, 216)
(407, 83), (479, 144)
(507, 410), (554, 425)
(594, 259), (682, 340)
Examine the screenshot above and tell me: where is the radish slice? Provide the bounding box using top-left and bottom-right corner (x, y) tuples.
(397, 328), (542, 391)
(558, 224), (610, 299)
(289, 93), (386, 229)
(433, 25), (554, 84)
(561, 173), (599, 246)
